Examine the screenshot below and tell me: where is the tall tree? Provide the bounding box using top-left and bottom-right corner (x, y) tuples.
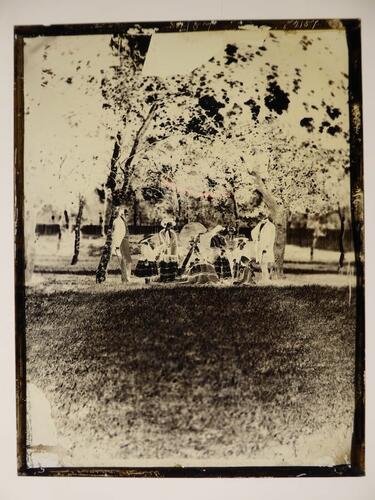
(95, 33), (165, 282)
(161, 31), (351, 273)
(95, 28), (351, 276)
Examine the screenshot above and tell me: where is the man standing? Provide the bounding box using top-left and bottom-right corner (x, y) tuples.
(112, 207), (132, 283)
(251, 216), (276, 282)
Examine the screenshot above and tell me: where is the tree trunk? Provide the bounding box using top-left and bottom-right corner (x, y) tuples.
(133, 195), (139, 227)
(272, 207), (288, 277)
(174, 189), (182, 224)
(98, 189), (106, 236)
(106, 132), (122, 191)
(251, 171), (288, 276)
(99, 212), (104, 237)
(63, 209), (70, 230)
(95, 200), (117, 283)
(338, 205), (346, 270)
(310, 226), (317, 262)
(71, 196), (85, 265)
(310, 237), (315, 261)
(230, 191), (239, 220)
(96, 134), (122, 283)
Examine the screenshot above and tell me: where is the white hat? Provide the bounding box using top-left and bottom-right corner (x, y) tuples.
(161, 218), (176, 228)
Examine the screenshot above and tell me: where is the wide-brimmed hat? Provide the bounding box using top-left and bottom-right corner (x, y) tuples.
(161, 218), (176, 228)
(139, 234), (154, 244)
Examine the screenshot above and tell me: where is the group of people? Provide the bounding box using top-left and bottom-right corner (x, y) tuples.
(111, 207), (276, 286)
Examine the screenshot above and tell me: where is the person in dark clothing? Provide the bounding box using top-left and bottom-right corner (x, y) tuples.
(158, 218), (179, 282)
(233, 256), (256, 285)
(210, 227), (232, 280)
(159, 260), (179, 283)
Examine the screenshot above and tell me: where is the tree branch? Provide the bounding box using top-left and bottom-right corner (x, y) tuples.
(247, 168), (279, 213)
(121, 103), (158, 196)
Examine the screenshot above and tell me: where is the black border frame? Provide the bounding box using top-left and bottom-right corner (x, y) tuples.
(14, 18), (365, 478)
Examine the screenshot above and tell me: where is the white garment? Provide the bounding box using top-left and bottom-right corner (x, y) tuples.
(141, 242), (156, 260)
(251, 219), (276, 264)
(112, 216), (127, 253)
(232, 239), (256, 262)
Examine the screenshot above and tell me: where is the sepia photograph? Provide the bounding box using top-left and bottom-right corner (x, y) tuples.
(14, 18), (364, 476)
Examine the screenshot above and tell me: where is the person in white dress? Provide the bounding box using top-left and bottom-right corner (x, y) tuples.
(251, 216), (276, 281)
(112, 207), (132, 283)
(158, 219), (179, 259)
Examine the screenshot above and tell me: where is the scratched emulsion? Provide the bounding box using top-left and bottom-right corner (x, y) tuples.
(23, 23), (357, 468)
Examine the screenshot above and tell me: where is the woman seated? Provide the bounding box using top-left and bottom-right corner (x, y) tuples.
(210, 226), (232, 280)
(233, 256), (257, 285)
(183, 257), (219, 285)
(158, 218), (179, 282)
(134, 235), (158, 284)
(159, 259), (179, 283)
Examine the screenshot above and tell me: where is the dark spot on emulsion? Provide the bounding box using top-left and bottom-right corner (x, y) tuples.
(300, 117), (314, 133)
(145, 94), (157, 104)
(225, 44), (238, 56)
(66, 77), (73, 84)
(293, 79), (301, 94)
(327, 125), (342, 136)
(225, 57), (238, 65)
(214, 113), (224, 124)
(300, 35), (313, 51)
(319, 121), (331, 133)
(264, 81), (290, 115)
(326, 105), (341, 120)
(244, 98), (261, 121)
(225, 44), (238, 64)
(198, 95), (225, 117)
(186, 115), (218, 138)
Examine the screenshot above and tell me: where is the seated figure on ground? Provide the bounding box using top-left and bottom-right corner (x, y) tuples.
(158, 218), (179, 282)
(184, 257), (220, 285)
(134, 235), (159, 284)
(210, 226), (232, 280)
(233, 256), (257, 285)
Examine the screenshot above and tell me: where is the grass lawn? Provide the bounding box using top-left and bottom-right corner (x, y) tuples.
(25, 285), (356, 467)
